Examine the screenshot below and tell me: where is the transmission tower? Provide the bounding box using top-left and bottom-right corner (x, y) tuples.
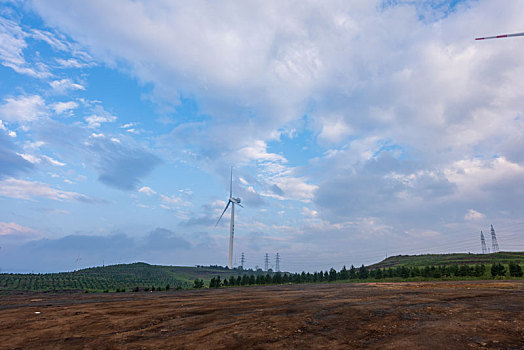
(480, 231), (487, 254)
(490, 224), (499, 253)
(240, 252), (245, 269)
(275, 253), (280, 272)
(264, 253), (269, 271)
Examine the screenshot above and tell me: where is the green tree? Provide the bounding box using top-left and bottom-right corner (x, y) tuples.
(241, 275), (249, 286)
(300, 271), (307, 283)
(400, 266), (409, 279)
(339, 266), (349, 280)
(509, 262), (523, 277)
(229, 275), (236, 286)
(193, 278), (204, 289)
(349, 265), (357, 279)
(358, 264), (369, 279)
(329, 268), (337, 281)
(315, 271), (323, 282)
(273, 272), (283, 284)
(490, 263), (506, 277)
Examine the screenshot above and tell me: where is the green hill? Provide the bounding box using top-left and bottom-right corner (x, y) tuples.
(369, 251), (524, 269)
(0, 263), (261, 292)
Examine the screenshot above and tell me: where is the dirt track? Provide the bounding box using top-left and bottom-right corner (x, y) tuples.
(0, 280), (523, 349)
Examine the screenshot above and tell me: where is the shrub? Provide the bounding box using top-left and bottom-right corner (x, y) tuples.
(509, 263), (523, 277)
(491, 263), (506, 277)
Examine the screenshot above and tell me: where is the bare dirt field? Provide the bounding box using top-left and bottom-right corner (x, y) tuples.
(0, 280), (523, 349)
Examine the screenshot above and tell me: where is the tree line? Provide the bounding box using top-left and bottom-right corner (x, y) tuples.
(198, 262), (523, 289)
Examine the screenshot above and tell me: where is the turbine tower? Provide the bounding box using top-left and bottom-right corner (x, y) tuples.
(490, 224), (499, 253)
(216, 167), (243, 269)
(480, 231), (487, 254)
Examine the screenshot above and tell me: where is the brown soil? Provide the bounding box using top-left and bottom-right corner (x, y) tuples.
(0, 280), (523, 349)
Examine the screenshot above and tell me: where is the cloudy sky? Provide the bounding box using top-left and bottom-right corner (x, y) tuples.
(1, 0), (523, 273)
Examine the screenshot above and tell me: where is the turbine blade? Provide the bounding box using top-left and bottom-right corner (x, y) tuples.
(215, 201), (231, 227)
(476, 32), (524, 40)
(230, 166), (233, 197)
(237, 203), (244, 208)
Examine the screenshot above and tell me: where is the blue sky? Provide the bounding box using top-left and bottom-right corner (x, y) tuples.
(1, 0), (523, 273)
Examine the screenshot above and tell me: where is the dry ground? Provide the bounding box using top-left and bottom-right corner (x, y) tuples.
(0, 280), (523, 349)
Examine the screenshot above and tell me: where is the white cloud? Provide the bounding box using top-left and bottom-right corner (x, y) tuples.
(17, 153), (40, 164)
(41, 155), (66, 166)
(235, 140), (286, 164)
(49, 78), (85, 93)
(0, 119), (16, 137)
(30, 28), (69, 51)
(85, 115), (115, 128)
(302, 206), (318, 218)
(0, 17), (50, 78)
(55, 57), (94, 68)
(465, 209), (485, 221)
(444, 157), (524, 199)
(0, 178), (93, 202)
(160, 194), (185, 208)
(270, 176), (318, 202)
(52, 101), (78, 114)
(85, 105), (117, 128)
(30, 1), (524, 163)
(0, 221), (39, 237)
(138, 186), (156, 196)
(0, 95), (46, 123)
(16, 153), (66, 166)
(317, 115), (353, 144)
(23, 141), (45, 150)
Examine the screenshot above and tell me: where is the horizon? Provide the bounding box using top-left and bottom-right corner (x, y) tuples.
(1, 0), (524, 273)
(3, 250), (523, 276)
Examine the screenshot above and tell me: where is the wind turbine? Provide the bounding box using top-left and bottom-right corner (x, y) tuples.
(476, 32), (524, 40)
(216, 167), (243, 269)
(75, 256), (82, 272)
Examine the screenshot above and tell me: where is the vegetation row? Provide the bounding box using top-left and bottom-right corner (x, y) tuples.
(0, 262), (522, 293)
(199, 262), (523, 289)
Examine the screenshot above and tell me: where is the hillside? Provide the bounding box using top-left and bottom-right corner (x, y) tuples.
(369, 251), (524, 269)
(0, 263), (260, 292)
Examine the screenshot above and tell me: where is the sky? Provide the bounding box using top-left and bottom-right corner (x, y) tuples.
(1, 0), (523, 273)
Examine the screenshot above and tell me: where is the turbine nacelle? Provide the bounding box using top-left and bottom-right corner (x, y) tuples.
(230, 197), (241, 204)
